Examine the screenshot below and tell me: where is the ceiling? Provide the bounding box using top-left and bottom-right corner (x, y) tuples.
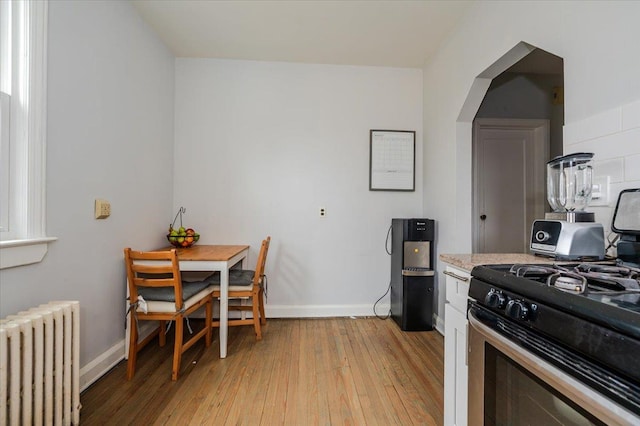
(131, 0), (474, 68)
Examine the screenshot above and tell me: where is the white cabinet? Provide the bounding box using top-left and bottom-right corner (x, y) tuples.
(444, 304), (468, 426)
(443, 265), (470, 426)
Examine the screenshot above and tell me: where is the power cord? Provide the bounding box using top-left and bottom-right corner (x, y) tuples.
(605, 231), (620, 252)
(373, 281), (391, 319)
(385, 224), (393, 255)
(604, 231), (620, 260)
(374, 224), (394, 319)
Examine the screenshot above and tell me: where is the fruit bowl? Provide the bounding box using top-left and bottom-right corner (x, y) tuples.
(167, 231), (200, 248)
(167, 207), (200, 248)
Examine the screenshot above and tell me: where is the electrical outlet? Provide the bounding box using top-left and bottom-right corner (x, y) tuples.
(590, 176), (610, 206)
(319, 207), (326, 217)
(95, 199), (111, 219)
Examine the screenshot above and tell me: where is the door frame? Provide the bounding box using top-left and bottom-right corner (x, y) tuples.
(472, 118), (549, 253)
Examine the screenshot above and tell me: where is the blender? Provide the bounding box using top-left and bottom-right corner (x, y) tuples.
(530, 152), (605, 260)
(546, 152), (595, 222)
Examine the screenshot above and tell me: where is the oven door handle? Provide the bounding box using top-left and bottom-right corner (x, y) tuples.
(443, 270), (469, 281)
(468, 310), (639, 425)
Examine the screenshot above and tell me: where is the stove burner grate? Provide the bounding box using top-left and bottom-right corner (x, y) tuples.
(574, 263), (640, 291)
(506, 263), (640, 294)
(509, 264), (558, 278)
(576, 263), (639, 277)
(547, 271), (588, 293)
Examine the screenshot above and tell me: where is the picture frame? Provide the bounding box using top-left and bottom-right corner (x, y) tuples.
(369, 130), (415, 191)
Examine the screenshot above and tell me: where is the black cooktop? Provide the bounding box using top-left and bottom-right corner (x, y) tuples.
(470, 263), (640, 341)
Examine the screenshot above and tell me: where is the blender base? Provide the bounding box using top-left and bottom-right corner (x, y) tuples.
(530, 219), (605, 260)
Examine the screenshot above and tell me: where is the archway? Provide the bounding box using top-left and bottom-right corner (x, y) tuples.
(455, 41), (564, 253)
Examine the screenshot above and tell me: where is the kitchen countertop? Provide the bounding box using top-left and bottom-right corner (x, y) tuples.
(439, 253), (561, 272)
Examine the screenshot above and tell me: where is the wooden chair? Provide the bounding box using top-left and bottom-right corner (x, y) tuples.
(211, 236), (271, 340)
(124, 248), (214, 381)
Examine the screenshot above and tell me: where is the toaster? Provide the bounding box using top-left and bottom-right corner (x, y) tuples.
(530, 220), (605, 261)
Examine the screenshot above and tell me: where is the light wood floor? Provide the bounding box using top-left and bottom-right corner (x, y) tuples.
(81, 317), (444, 425)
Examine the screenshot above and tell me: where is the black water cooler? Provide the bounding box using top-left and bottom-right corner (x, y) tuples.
(390, 218), (435, 331)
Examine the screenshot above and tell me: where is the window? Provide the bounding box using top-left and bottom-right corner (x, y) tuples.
(1, 0), (11, 232)
(0, 0), (55, 269)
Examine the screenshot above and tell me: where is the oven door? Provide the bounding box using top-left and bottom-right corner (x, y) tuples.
(468, 304), (639, 426)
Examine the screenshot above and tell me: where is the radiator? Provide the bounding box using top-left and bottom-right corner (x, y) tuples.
(0, 301), (81, 425)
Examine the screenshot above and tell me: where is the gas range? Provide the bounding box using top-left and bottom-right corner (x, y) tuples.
(469, 261), (640, 416)
(466, 189), (640, 423)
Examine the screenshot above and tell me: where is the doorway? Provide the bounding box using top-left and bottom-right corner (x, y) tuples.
(473, 119), (549, 253)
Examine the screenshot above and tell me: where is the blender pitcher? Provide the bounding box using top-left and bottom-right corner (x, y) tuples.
(547, 152), (594, 212)
(532, 152), (603, 258)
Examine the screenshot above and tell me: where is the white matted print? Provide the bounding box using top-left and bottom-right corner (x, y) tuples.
(369, 130), (415, 191)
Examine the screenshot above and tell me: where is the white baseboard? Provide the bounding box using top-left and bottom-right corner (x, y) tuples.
(434, 314), (444, 336)
(82, 320), (159, 392)
(266, 303), (391, 318)
(266, 304), (444, 336)
(79, 340), (125, 393)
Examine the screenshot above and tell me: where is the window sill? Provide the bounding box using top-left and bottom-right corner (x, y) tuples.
(0, 237), (57, 269)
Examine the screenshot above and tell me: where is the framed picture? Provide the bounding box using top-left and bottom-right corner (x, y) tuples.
(369, 130), (415, 191)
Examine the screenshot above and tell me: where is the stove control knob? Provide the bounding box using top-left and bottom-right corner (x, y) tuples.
(485, 289), (507, 309)
(535, 230), (551, 242)
(506, 300), (529, 321)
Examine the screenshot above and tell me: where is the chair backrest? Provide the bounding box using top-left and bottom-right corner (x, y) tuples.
(124, 248), (184, 310)
(253, 236), (271, 287)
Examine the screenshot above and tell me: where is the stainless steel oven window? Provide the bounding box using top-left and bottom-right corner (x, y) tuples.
(468, 311), (639, 426)
(483, 344), (604, 425)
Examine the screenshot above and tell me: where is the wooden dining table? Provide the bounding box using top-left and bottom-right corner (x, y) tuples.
(156, 244), (250, 358)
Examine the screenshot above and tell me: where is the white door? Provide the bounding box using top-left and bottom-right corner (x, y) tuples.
(473, 119), (548, 253)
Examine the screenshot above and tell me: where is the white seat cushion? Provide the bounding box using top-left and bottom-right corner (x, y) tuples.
(137, 278), (214, 313)
(212, 284), (256, 292)
(144, 285), (213, 313)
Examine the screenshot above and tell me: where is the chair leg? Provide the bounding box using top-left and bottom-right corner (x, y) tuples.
(258, 288), (267, 326)
(126, 314), (138, 380)
(205, 296), (213, 347)
(159, 320), (167, 347)
(252, 295), (262, 340)
(172, 317), (184, 381)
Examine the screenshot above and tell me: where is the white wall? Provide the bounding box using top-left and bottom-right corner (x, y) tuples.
(174, 59), (423, 317)
(422, 1), (640, 321)
(0, 0), (175, 388)
(564, 100), (640, 244)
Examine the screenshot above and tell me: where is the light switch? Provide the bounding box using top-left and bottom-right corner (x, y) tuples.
(95, 199), (111, 219)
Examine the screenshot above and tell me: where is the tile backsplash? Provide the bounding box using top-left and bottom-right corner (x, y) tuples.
(563, 99), (640, 255)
